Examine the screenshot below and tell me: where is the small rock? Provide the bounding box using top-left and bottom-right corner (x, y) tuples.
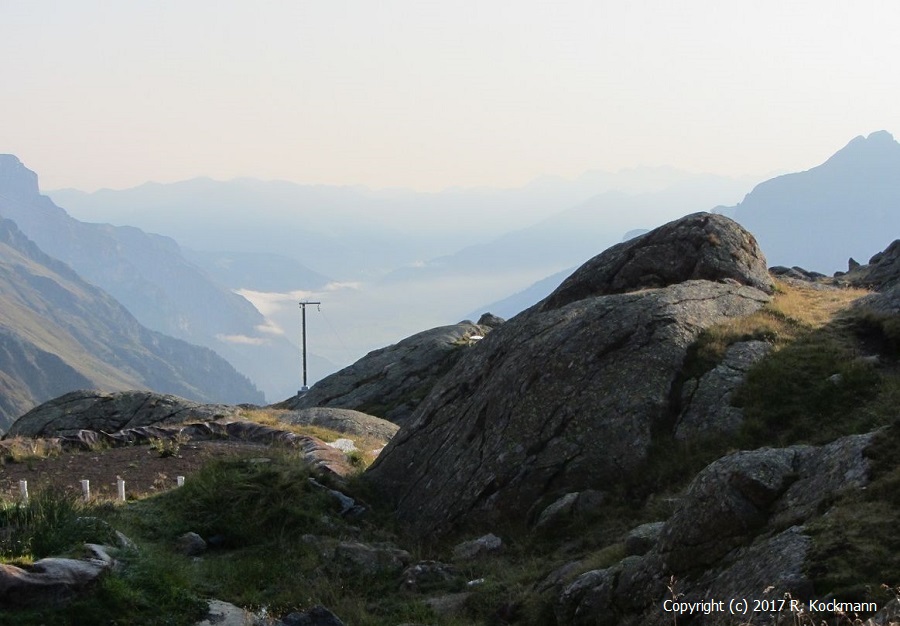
(195, 600), (264, 626)
(477, 312), (505, 328)
(307, 477), (365, 516)
(175, 532), (207, 557)
(333, 541), (410, 575)
(400, 560), (458, 592)
(0, 552), (113, 607)
(452, 533), (502, 561)
(326, 438), (357, 453)
(624, 522), (665, 556)
(535, 490), (606, 530)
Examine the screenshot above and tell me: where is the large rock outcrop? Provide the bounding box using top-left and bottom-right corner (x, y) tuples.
(277, 407), (399, 442)
(275, 316), (500, 425)
(558, 432), (875, 625)
(844, 239), (900, 292)
(366, 213), (773, 536)
(4, 390), (239, 438)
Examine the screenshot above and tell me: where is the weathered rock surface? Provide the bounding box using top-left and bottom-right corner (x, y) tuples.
(658, 447), (800, 572)
(676, 340), (773, 440)
(541, 212), (773, 311)
(4, 390), (239, 438)
(846, 239), (900, 290)
(367, 214), (772, 537)
(0, 543), (115, 607)
(274, 318), (498, 425)
(332, 541), (411, 575)
(451, 533), (503, 562)
(534, 490), (605, 530)
(176, 532), (207, 557)
(195, 600), (265, 626)
(558, 432), (876, 625)
(48, 419), (356, 477)
(770, 265), (827, 282)
(277, 407), (399, 443)
(401, 560), (459, 592)
(624, 522), (665, 557)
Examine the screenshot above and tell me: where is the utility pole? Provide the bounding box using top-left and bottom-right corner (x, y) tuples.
(298, 301), (321, 395)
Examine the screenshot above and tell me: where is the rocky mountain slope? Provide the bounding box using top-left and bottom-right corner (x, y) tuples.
(367, 213), (774, 535)
(0, 216), (262, 431)
(5, 212), (900, 625)
(0, 155), (304, 401)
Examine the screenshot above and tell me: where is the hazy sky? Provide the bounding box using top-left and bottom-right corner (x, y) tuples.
(2, 1), (898, 192)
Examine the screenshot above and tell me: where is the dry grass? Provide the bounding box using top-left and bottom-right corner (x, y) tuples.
(0, 437), (62, 465)
(689, 280), (870, 375)
(238, 408), (387, 467)
(768, 281), (871, 327)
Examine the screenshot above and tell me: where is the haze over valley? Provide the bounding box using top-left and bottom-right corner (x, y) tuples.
(6, 5), (900, 624)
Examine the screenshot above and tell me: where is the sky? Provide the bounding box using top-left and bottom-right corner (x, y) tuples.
(2, 1), (899, 192)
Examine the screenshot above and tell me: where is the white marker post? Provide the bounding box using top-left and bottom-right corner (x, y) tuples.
(176, 476), (185, 487)
(18, 480), (28, 503)
(117, 478), (126, 502)
(80, 479), (90, 502)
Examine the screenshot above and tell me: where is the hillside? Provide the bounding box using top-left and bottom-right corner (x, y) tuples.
(0, 216), (262, 431)
(4, 214), (900, 625)
(0, 155), (308, 401)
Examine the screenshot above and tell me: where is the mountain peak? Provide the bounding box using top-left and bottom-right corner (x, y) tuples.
(822, 130), (900, 171)
(0, 154), (41, 202)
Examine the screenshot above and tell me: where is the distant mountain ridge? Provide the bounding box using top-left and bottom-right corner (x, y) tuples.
(725, 130), (900, 273)
(0, 155), (312, 400)
(0, 216), (262, 431)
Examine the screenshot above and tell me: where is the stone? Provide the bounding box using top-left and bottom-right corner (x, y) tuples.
(276, 407), (399, 443)
(5, 390), (239, 438)
(865, 598), (900, 625)
(195, 599), (265, 626)
(847, 240), (900, 290)
(541, 212), (773, 311)
(534, 490), (606, 530)
(675, 340), (772, 440)
(658, 447), (799, 572)
(624, 522), (665, 557)
(176, 532), (207, 556)
(307, 477), (365, 517)
(0, 545), (114, 607)
(556, 567), (619, 626)
(332, 541), (410, 575)
(400, 560), (459, 592)
(368, 283), (769, 537)
(477, 312), (505, 328)
(367, 214), (772, 538)
(326, 438), (357, 453)
(48, 419), (356, 478)
(452, 533), (503, 561)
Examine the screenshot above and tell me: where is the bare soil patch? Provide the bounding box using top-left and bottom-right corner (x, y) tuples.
(0, 440), (271, 501)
